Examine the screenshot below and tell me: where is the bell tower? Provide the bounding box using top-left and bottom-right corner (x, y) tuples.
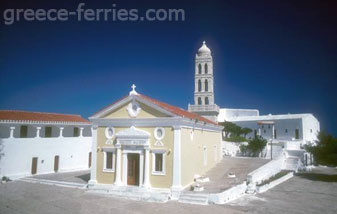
(188, 41), (219, 122)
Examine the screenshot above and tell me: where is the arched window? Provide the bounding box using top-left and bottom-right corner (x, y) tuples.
(198, 64), (202, 74)
(198, 79), (201, 92)
(205, 97), (209, 105)
(198, 97), (202, 105)
(205, 63), (208, 74)
(205, 79), (208, 91)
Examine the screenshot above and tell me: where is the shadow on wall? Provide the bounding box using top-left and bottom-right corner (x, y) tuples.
(76, 173), (90, 182)
(296, 173), (337, 182)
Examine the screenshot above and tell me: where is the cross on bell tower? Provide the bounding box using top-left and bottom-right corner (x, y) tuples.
(188, 41), (219, 122)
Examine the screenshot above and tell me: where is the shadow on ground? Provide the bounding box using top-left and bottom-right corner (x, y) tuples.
(76, 173), (90, 182)
(296, 173), (337, 182)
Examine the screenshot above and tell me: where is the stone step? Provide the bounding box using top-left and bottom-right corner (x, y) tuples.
(20, 177), (86, 189)
(178, 193), (209, 205)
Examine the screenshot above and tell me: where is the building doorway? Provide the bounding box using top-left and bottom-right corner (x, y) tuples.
(127, 153), (140, 186)
(54, 155), (59, 172)
(31, 157), (38, 175)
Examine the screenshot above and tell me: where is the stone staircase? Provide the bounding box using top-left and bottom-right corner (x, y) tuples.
(264, 143), (284, 159)
(20, 177), (86, 189)
(285, 157), (300, 171)
(88, 185), (170, 203)
(178, 192), (209, 205)
(284, 149), (305, 171)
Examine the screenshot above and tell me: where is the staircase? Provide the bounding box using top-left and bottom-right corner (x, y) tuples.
(88, 185), (170, 203)
(285, 157), (300, 171)
(178, 192), (209, 205)
(264, 143), (284, 159)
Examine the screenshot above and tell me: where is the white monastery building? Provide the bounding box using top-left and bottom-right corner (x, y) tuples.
(188, 41), (320, 147)
(0, 110), (92, 179)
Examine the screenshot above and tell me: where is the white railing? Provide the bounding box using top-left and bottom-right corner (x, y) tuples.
(188, 104), (219, 112)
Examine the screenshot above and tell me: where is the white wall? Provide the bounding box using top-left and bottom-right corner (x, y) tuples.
(232, 118), (304, 142)
(0, 136), (92, 179)
(218, 108), (259, 122)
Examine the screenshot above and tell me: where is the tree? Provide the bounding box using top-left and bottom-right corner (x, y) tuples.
(305, 132), (337, 167)
(241, 127), (252, 138)
(220, 121), (242, 138)
(240, 136), (267, 157)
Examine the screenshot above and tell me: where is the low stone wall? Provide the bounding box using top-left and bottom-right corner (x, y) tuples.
(247, 155), (285, 185)
(256, 172), (294, 193)
(208, 182), (247, 204)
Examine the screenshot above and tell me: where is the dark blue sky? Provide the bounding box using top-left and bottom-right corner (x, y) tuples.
(1, 0), (336, 135)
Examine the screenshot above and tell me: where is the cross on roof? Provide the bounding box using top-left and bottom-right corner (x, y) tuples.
(129, 84), (138, 95)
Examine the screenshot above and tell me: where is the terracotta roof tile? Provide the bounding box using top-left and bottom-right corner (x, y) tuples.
(0, 110), (90, 123)
(139, 94), (218, 125)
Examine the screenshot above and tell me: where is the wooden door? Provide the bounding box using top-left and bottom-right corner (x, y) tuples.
(127, 154), (139, 186)
(31, 157), (38, 175)
(54, 155), (59, 172)
(88, 152), (92, 168)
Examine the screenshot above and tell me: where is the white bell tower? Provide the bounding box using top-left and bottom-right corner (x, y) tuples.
(188, 41), (219, 122)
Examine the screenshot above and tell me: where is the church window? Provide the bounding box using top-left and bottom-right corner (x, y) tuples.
(285, 129), (288, 133)
(198, 97), (202, 105)
(154, 127), (165, 140)
(205, 79), (208, 91)
(103, 150), (115, 172)
(205, 97), (209, 105)
(105, 127), (115, 139)
(205, 63), (208, 74)
(152, 150), (166, 175)
(198, 79), (202, 92)
(198, 64), (202, 74)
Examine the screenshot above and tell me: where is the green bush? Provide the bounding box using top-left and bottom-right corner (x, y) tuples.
(305, 132), (337, 167)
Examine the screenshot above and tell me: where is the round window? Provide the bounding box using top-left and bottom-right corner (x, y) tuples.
(105, 127), (115, 139)
(154, 127), (165, 140)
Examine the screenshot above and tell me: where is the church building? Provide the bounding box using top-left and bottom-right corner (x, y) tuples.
(88, 85), (223, 196)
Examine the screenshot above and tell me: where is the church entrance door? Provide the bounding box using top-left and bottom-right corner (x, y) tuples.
(127, 153), (140, 186)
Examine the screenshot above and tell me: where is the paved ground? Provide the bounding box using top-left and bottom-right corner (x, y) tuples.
(29, 170), (90, 184)
(200, 157), (269, 193)
(1, 167), (336, 214)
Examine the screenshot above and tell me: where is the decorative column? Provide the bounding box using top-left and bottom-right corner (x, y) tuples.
(171, 126), (182, 197)
(143, 147), (151, 188)
(88, 125), (98, 186)
(36, 127), (41, 138)
(139, 151), (144, 186)
(80, 127), (84, 137)
(59, 127), (64, 138)
(122, 151), (127, 185)
(9, 127), (15, 138)
(114, 144), (122, 186)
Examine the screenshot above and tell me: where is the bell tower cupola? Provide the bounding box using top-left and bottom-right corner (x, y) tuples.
(188, 41), (219, 122)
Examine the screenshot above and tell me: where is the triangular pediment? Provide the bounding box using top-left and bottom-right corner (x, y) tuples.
(91, 95), (176, 119)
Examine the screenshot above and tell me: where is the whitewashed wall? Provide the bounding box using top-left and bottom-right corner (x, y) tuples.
(0, 136), (92, 180)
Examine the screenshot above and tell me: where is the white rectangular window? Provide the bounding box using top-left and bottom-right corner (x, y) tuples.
(103, 150), (115, 172)
(203, 146), (207, 166)
(152, 150), (166, 175)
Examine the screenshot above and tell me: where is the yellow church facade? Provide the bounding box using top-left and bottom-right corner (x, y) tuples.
(88, 86), (223, 196)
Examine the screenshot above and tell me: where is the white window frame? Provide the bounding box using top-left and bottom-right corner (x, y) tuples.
(105, 127), (115, 139)
(214, 145), (217, 162)
(152, 149), (166, 176)
(103, 148), (115, 172)
(203, 146), (207, 166)
(154, 127), (165, 141)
